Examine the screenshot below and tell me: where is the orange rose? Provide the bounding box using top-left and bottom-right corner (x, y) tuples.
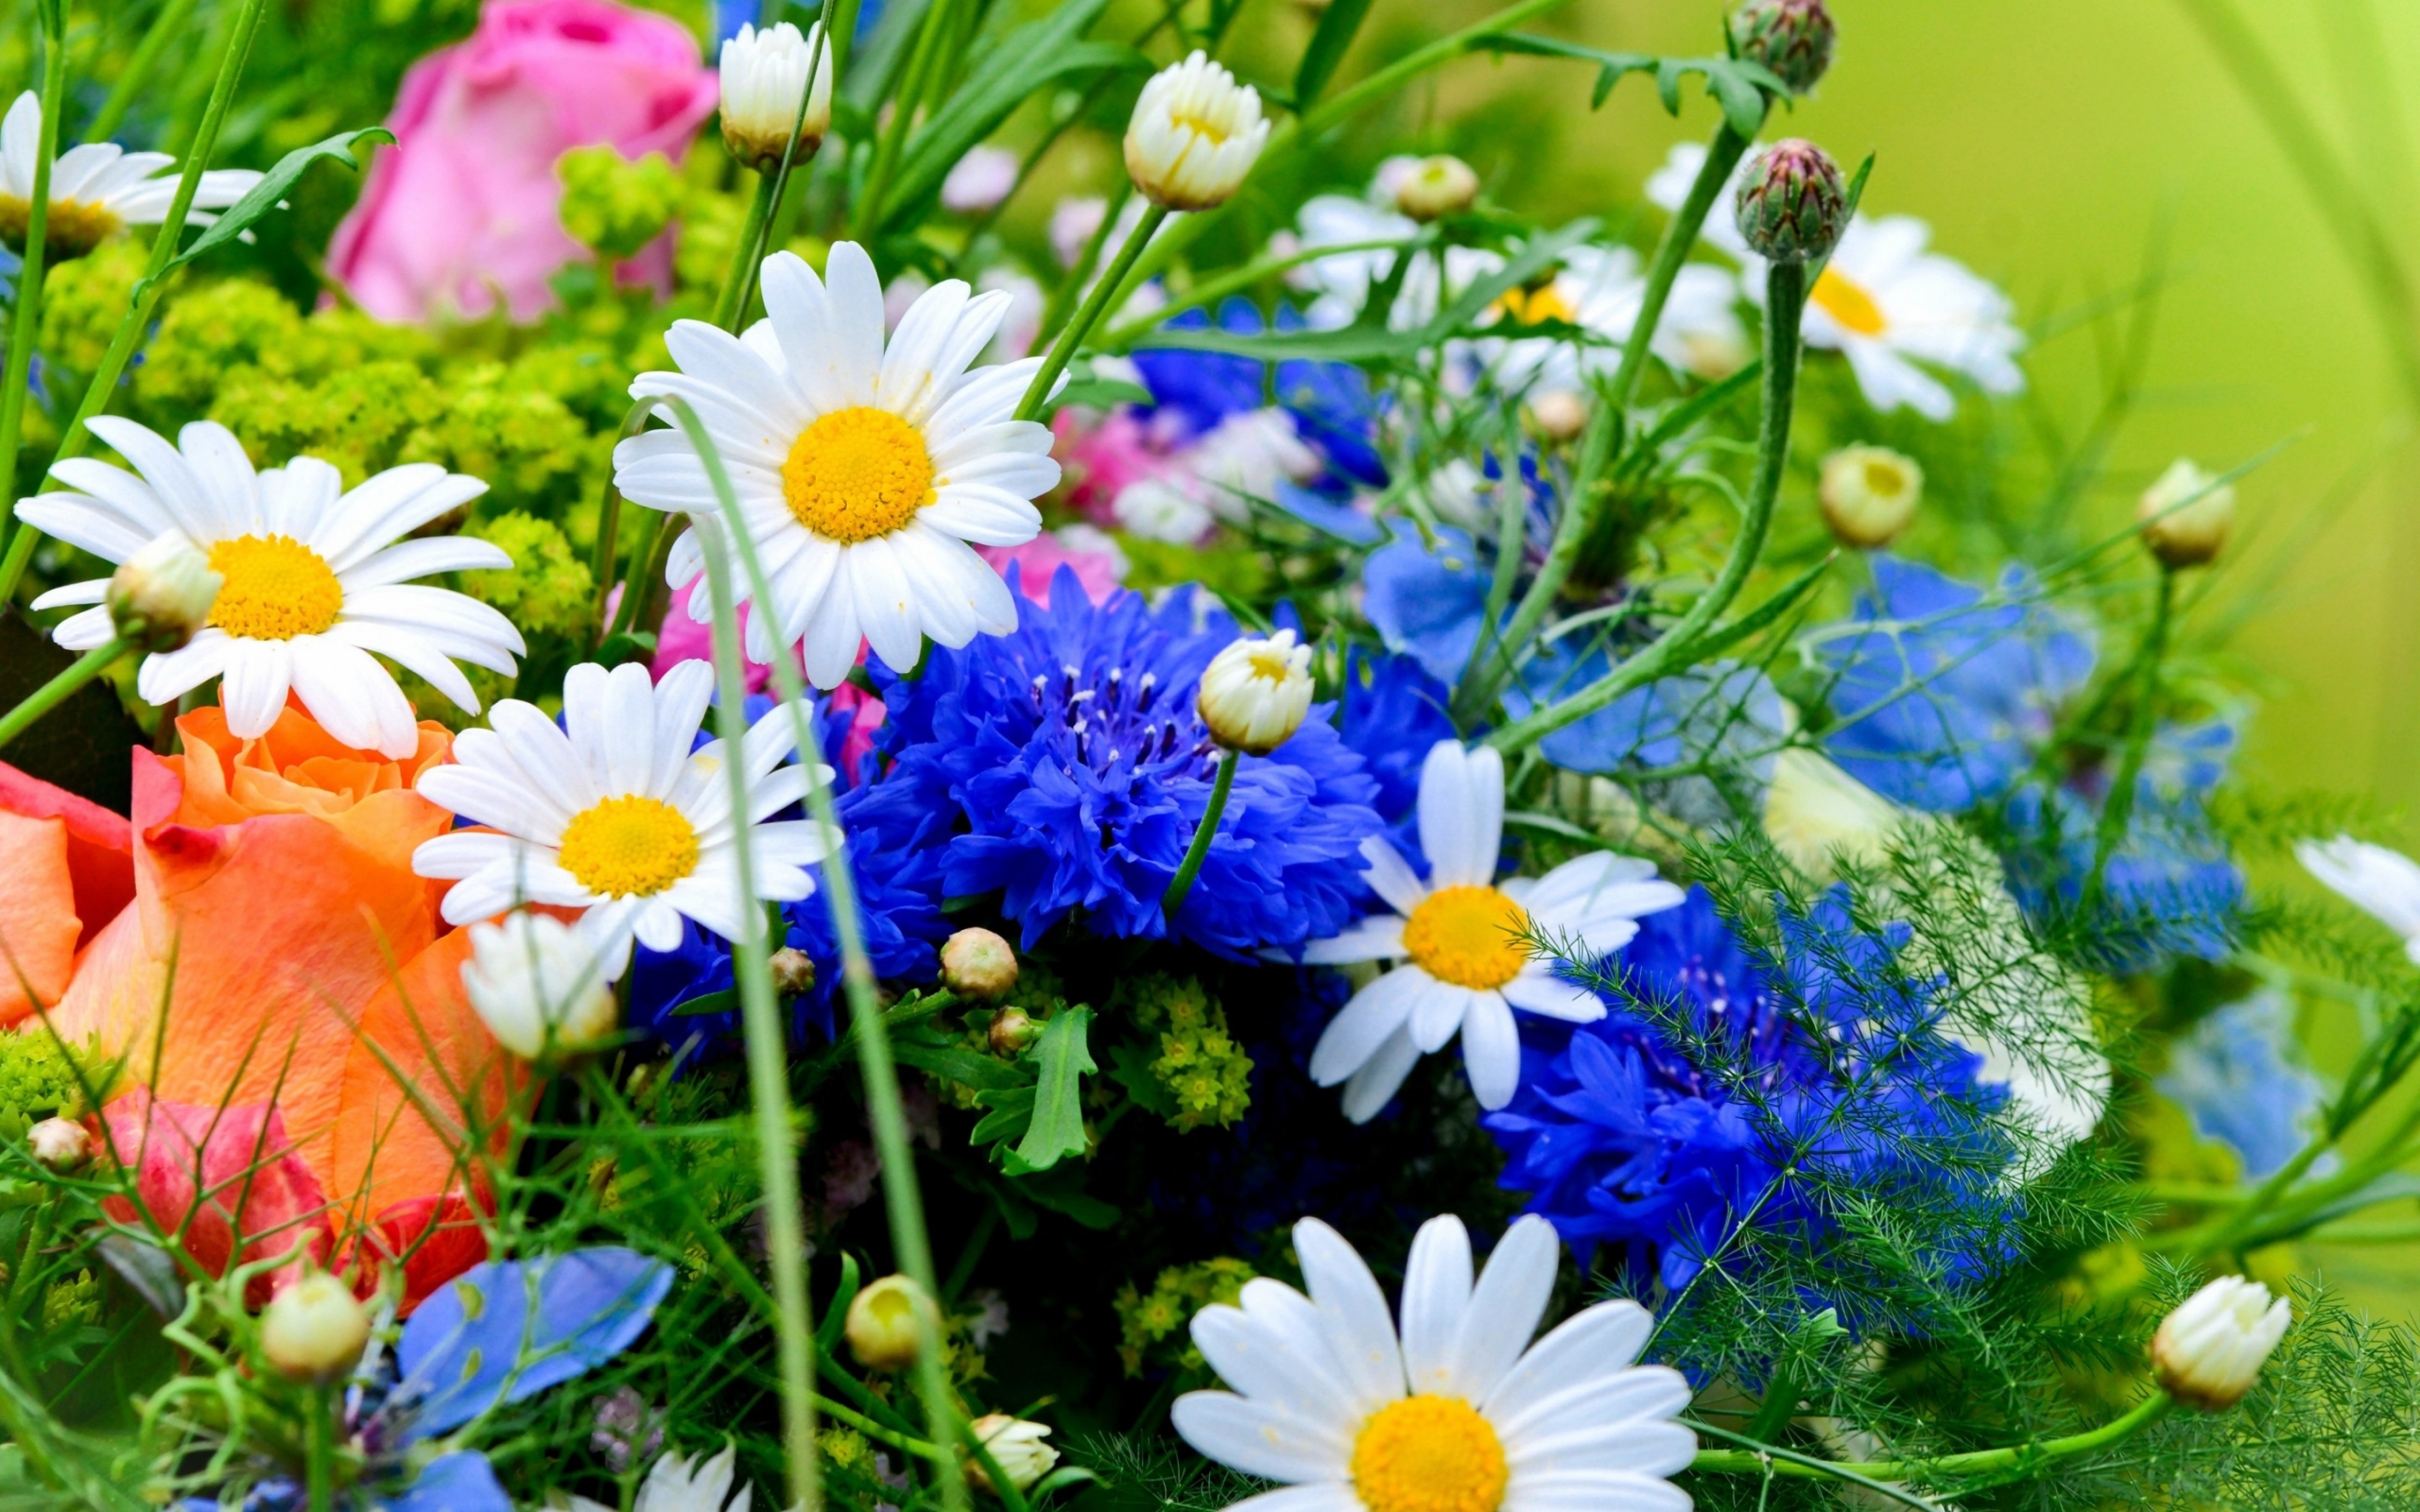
(42, 704), (518, 1307)
(0, 762), (133, 1024)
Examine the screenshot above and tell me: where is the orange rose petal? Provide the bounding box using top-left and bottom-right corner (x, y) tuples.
(0, 762), (133, 1026)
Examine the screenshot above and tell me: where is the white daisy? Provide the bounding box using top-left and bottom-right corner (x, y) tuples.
(1649, 140), (2025, 420)
(1293, 194), (1497, 333)
(1173, 1212), (1696, 1512)
(1301, 741), (1685, 1121)
(614, 241), (1060, 688)
(411, 660), (830, 970)
(1485, 243), (1746, 393)
(2297, 834), (2420, 966)
(21, 417), (519, 758)
(0, 91), (263, 257)
(563, 1442), (758, 1512)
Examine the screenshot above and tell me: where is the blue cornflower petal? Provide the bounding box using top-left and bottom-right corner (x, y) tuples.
(2158, 990), (2329, 1179)
(383, 1453), (513, 1512)
(1362, 524), (1491, 684)
(397, 1248), (674, 1436)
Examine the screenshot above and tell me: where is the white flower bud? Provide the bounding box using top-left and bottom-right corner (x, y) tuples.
(845, 1273), (936, 1370)
(26, 1116), (89, 1172)
(1818, 445), (1923, 549)
(1763, 747), (1901, 880)
(941, 145), (1020, 215)
(1392, 154), (1480, 222)
(1124, 51), (1270, 211)
(719, 21), (834, 172)
(1197, 629), (1314, 755)
(966, 1414), (1059, 1495)
(942, 927), (1019, 1001)
(107, 534), (221, 653)
(2137, 458), (2235, 569)
(2152, 1275), (2290, 1411)
(460, 911), (618, 1063)
(260, 1270), (371, 1383)
(1527, 388), (1590, 445)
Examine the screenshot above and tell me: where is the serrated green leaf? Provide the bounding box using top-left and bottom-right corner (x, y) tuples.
(1011, 1006), (1095, 1173)
(1474, 35), (1787, 125)
(134, 127), (393, 301)
(891, 1039), (1028, 1092)
(969, 1087), (1035, 1147)
(1294, 0), (1376, 112)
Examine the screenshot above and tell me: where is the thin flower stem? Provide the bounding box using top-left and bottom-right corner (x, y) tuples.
(2081, 565), (2173, 916)
(1015, 202), (1169, 424)
(89, 0), (201, 145)
(651, 398), (824, 1512)
(302, 1384), (335, 1512)
(1485, 256), (1808, 754)
(1036, 180), (1132, 349)
(0, 0), (272, 607)
(0, 7), (66, 541)
(1611, 122), (1752, 411)
(712, 171), (784, 332)
(1161, 747), (1238, 923)
(589, 399), (659, 644)
(1687, 1391), (2174, 1491)
(0, 637), (131, 753)
(655, 397), (971, 1512)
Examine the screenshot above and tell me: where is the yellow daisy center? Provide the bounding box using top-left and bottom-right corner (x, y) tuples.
(1494, 284), (1577, 326)
(1350, 1395), (1509, 1512)
(557, 795), (700, 898)
(1811, 266), (1889, 336)
(205, 534), (344, 641)
(1403, 885), (1532, 990)
(784, 405), (938, 542)
(0, 194), (123, 259)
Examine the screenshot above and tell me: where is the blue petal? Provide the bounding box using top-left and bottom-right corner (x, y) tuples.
(1361, 524), (1490, 684)
(381, 1453), (513, 1512)
(396, 1248), (674, 1437)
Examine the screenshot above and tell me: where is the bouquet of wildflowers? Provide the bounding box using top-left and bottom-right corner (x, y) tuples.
(0, 0), (2415, 1507)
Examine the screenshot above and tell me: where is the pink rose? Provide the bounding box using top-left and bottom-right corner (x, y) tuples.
(975, 536), (1124, 609)
(329, 0), (717, 322)
(1053, 406), (1189, 528)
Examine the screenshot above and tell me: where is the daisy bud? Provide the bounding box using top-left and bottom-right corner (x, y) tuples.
(966, 1414), (1059, 1495)
(942, 927), (1019, 1002)
(1393, 155), (1480, 222)
(769, 946), (817, 997)
(1818, 444), (1923, 548)
(1729, 0), (1837, 95)
(845, 1273), (937, 1370)
(1124, 51), (1270, 212)
(460, 911), (618, 1064)
(1736, 140), (1847, 265)
(1197, 628), (1314, 756)
(719, 21), (835, 172)
(2136, 458), (2235, 569)
(988, 1006), (1040, 1057)
(1527, 388), (1590, 445)
(107, 534), (221, 654)
(260, 1270), (372, 1384)
(26, 1116), (90, 1173)
(2152, 1275), (2290, 1411)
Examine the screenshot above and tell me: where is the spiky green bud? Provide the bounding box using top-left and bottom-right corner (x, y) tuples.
(1736, 139), (1847, 264)
(1730, 0), (1836, 94)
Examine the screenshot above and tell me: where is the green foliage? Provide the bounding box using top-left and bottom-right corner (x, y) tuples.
(1115, 1257), (1254, 1377)
(464, 510), (596, 640)
(0, 1032), (95, 1141)
(557, 146), (682, 261)
(1109, 973), (1253, 1132)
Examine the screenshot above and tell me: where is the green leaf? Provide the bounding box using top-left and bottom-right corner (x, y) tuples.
(1106, 1040), (1176, 1118)
(814, 1252), (861, 1354)
(875, 0), (1143, 232)
(969, 1086), (1035, 1147)
(1048, 376), (1153, 412)
(1473, 36), (1786, 134)
(134, 127), (394, 301)
(1689, 550), (1837, 663)
(596, 629), (658, 667)
(667, 989), (738, 1019)
(1010, 1006), (1095, 1173)
(891, 1039), (1028, 1092)
(1294, 0), (1376, 112)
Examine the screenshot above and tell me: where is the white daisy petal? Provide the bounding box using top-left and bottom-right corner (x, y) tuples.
(1501, 1469), (1692, 1512)
(1500, 969), (1608, 1023)
(1418, 740), (1504, 887)
(1291, 1217), (1407, 1408)
(1447, 1214), (1560, 1403)
(1295, 914), (1406, 966)
(1308, 965), (1428, 1086)
(1168, 1393), (1343, 1484)
(1482, 1299), (1656, 1423)
(1461, 991), (1522, 1108)
(1357, 834), (1428, 916)
(1398, 1215), (1476, 1397)
(1409, 976), (1478, 1053)
(1339, 1025), (1422, 1124)
(217, 641), (295, 738)
(1219, 1486), (1361, 1512)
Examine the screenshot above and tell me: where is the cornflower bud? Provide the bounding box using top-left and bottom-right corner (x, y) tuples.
(460, 911), (618, 1064)
(2136, 458), (2235, 569)
(845, 1274), (937, 1370)
(769, 946), (817, 997)
(1393, 155), (1480, 222)
(988, 1006), (1040, 1057)
(26, 1116), (90, 1173)
(1197, 629), (1314, 756)
(942, 927), (1020, 1001)
(1736, 140), (1847, 265)
(260, 1270), (372, 1383)
(2152, 1275), (2290, 1411)
(1729, 0), (1837, 94)
(719, 21), (835, 172)
(1124, 52), (1270, 211)
(1818, 444), (1923, 548)
(1527, 388), (1590, 445)
(108, 534), (221, 653)
(966, 1414), (1060, 1495)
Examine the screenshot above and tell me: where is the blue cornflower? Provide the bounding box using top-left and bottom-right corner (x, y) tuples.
(2159, 990), (2330, 1179)
(864, 566), (1383, 956)
(1133, 299), (1387, 489)
(1810, 557), (2097, 811)
(1484, 889), (2013, 1308)
(1362, 523), (1494, 685)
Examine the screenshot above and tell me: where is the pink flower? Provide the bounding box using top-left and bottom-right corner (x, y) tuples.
(1053, 407), (1188, 528)
(329, 0), (717, 322)
(96, 1091), (334, 1306)
(975, 536), (1124, 609)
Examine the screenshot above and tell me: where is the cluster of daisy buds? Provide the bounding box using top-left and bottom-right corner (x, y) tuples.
(107, 534), (221, 654)
(2153, 1275), (2291, 1412)
(1729, 0), (1837, 95)
(1819, 444), (1924, 548)
(2136, 457), (2236, 569)
(1737, 139), (1848, 264)
(1125, 51), (1270, 211)
(718, 20), (835, 171)
(1197, 628), (1315, 755)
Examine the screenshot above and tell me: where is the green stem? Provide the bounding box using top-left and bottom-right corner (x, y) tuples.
(89, 0), (201, 144)
(1486, 256), (1806, 754)
(0, 11), (69, 548)
(657, 398), (968, 1512)
(711, 170), (783, 332)
(655, 401), (823, 1512)
(1611, 121), (1751, 410)
(1015, 202), (1168, 424)
(850, 0), (953, 241)
(302, 1384), (335, 1512)
(1097, 235), (1410, 352)
(1687, 1392), (2174, 1489)
(1036, 181), (1131, 350)
(1161, 747), (1237, 922)
(2081, 567), (2172, 917)
(0, 637), (130, 752)
(0, 0), (272, 608)
(589, 400), (658, 644)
